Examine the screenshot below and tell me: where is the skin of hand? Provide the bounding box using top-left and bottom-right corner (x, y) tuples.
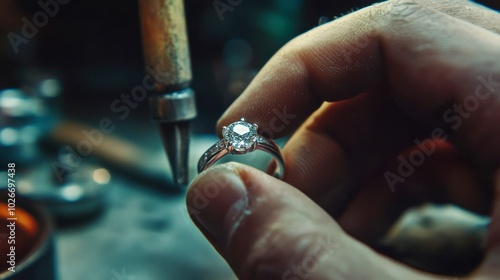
(186, 0), (500, 279)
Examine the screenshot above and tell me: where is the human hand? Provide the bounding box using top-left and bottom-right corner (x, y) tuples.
(187, 1), (500, 279)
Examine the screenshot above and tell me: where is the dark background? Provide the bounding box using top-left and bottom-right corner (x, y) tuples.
(1, 0), (497, 135)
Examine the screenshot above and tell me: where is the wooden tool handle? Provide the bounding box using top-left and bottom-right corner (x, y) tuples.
(139, 0), (192, 91)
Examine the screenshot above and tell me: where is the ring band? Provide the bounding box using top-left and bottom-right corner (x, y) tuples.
(198, 118), (285, 179)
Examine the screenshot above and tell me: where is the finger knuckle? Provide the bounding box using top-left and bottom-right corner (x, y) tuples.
(380, 0), (424, 24)
(347, 1), (426, 38)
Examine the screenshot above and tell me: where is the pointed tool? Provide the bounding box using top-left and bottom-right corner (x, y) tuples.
(139, 0), (197, 188)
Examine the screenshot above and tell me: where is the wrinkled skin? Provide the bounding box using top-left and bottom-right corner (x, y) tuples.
(187, 1), (500, 279)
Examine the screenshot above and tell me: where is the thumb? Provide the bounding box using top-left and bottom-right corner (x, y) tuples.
(186, 163), (432, 280)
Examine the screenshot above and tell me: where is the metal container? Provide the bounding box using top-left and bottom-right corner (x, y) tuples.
(0, 190), (55, 280)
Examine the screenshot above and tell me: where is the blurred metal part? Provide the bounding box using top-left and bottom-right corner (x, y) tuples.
(48, 178), (107, 220)
(149, 89), (196, 122)
(0, 76), (61, 165)
(0, 88), (42, 118)
(3, 162), (110, 221)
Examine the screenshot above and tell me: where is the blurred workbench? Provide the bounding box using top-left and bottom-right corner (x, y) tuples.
(55, 179), (235, 280)
(54, 134), (237, 280)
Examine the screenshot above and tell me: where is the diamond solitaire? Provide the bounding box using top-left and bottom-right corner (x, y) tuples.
(222, 118), (258, 153)
(198, 117), (284, 179)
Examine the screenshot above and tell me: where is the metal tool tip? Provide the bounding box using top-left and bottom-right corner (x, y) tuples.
(158, 122), (191, 189)
(176, 176), (188, 187)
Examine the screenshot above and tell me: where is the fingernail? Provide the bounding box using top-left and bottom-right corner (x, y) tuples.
(186, 166), (248, 244)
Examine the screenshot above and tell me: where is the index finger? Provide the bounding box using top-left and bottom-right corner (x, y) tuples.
(218, 3), (383, 137)
(217, 1), (500, 163)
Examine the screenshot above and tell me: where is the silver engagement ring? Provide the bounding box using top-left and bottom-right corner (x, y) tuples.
(198, 118), (284, 179)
